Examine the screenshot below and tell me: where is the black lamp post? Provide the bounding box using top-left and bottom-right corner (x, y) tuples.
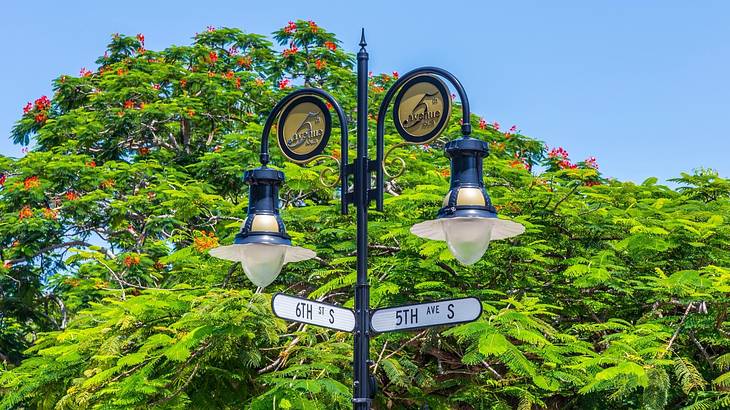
(210, 30), (524, 409)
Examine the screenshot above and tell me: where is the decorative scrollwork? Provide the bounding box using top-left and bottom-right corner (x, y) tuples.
(304, 154), (342, 188)
(382, 142), (409, 179)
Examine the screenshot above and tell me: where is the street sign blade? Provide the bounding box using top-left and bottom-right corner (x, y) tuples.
(271, 293), (356, 332)
(370, 297), (482, 333)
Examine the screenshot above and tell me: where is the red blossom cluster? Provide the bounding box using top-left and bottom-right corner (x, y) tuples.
(282, 44), (299, 57)
(207, 25), (216, 32)
(324, 41), (337, 51)
(208, 51), (219, 64)
(279, 79), (291, 89)
(124, 100), (135, 109)
(237, 56), (252, 68)
(510, 153), (530, 170)
(65, 191), (79, 201)
(0, 174), (6, 186)
(24, 176), (40, 189)
(86, 161), (96, 167)
(193, 230), (219, 252)
(509, 125), (517, 133)
(478, 118), (487, 129)
(584, 156), (599, 169)
(228, 45), (239, 55)
(25, 96), (52, 123)
(79, 68), (92, 77)
(235, 77), (241, 88)
(152, 83), (161, 90)
(315, 59), (326, 70)
(284, 21), (297, 34)
(123, 254), (141, 267)
(136, 33), (145, 45)
(179, 79), (187, 87)
(393, 71), (399, 79)
(547, 147), (569, 159)
(18, 206), (33, 220)
(492, 121), (500, 131)
(308, 20), (318, 33)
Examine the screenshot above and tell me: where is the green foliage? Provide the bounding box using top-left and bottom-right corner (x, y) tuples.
(1, 21), (729, 409)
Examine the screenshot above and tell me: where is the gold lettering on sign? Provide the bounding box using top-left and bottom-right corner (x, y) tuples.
(396, 80), (448, 140)
(282, 102), (327, 155)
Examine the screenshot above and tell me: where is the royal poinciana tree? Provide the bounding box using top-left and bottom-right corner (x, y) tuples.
(0, 21), (729, 409)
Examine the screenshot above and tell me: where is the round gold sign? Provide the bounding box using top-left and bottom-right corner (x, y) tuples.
(393, 75), (452, 144)
(277, 95), (332, 163)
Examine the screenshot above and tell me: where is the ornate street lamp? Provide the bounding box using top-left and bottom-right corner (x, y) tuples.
(209, 30), (524, 409)
(410, 136), (525, 265)
(209, 167), (316, 287)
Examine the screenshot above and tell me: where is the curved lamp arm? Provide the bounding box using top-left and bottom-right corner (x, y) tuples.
(258, 88), (350, 214)
(374, 67), (473, 211)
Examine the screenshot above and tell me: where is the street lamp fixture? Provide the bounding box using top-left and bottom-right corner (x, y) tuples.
(209, 29), (525, 409)
(410, 136), (525, 265)
(209, 167), (315, 287)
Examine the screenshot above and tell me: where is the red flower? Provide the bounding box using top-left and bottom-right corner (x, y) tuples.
(65, 191), (79, 201)
(282, 45), (299, 57)
(136, 33), (145, 45)
(24, 176), (41, 190)
(86, 161), (96, 168)
(152, 83), (161, 90)
(139, 147), (150, 156)
(237, 56), (252, 68)
(492, 121), (500, 131)
(34, 113), (47, 123)
(117, 68), (125, 76)
(187, 109), (195, 118)
(324, 41), (337, 51)
(225, 71), (234, 79)
(308, 20), (318, 33)
(509, 125), (517, 133)
(393, 71), (399, 79)
(325, 102), (333, 110)
(208, 51), (219, 63)
(558, 159), (577, 169)
(207, 25), (216, 32)
(179, 79), (187, 87)
(207, 71), (215, 78)
(235, 77), (241, 89)
(18, 206), (33, 220)
(79, 68), (92, 77)
(34, 96), (51, 111)
(23, 102), (33, 114)
(0, 174), (5, 186)
(478, 118), (487, 130)
(585, 180), (601, 187)
(548, 147), (569, 159)
(315, 59), (326, 70)
(124, 100), (135, 109)
(585, 156), (599, 169)
(123, 255), (141, 267)
(278, 79), (290, 89)
(228, 46), (239, 55)
(255, 78), (265, 86)
(284, 21), (297, 34)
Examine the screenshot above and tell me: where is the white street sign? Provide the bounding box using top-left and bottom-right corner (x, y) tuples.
(370, 297), (482, 333)
(272, 293), (356, 332)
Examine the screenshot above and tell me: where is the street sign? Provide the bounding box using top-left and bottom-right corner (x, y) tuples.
(370, 297), (482, 333)
(271, 293), (355, 332)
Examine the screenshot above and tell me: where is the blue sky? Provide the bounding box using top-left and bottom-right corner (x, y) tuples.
(2, 1), (728, 183)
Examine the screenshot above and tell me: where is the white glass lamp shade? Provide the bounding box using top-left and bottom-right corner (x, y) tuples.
(411, 217), (525, 265)
(209, 243), (315, 288)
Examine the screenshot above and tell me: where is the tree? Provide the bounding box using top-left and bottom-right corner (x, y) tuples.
(0, 21), (728, 409)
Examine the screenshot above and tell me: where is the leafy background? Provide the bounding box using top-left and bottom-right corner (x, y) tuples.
(0, 21), (728, 409)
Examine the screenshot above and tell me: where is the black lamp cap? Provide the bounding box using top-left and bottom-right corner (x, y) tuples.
(444, 136), (489, 158)
(244, 167), (285, 184)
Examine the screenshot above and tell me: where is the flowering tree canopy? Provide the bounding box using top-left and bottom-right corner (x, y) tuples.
(0, 21), (729, 409)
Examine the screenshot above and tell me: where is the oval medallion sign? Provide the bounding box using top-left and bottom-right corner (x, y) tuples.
(393, 75), (452, 144)
(277, 95), (332, 163)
